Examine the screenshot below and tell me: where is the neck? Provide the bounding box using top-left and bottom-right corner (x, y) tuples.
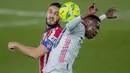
(46, 24), (60, 32)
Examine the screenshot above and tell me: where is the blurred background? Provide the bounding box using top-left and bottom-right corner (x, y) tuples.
(0, 0), (130, 73)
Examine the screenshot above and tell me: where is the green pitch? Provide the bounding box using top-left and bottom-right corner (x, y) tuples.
(0, 0), (130, 73)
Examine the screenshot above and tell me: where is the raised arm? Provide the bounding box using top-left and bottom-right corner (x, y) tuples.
(99, 7), (117, 21)
(66, 16), (82, 32)
(66, 3), (98, 32)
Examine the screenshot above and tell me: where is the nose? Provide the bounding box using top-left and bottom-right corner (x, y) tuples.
(50, 13), (55, 18)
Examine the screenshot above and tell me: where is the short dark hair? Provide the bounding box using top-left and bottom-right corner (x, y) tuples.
(49, 2), (62, 8)
(86, 15), (101, 22)
(84, 15), (101, 30)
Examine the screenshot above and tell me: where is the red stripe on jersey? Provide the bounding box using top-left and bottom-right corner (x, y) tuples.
(40, 25), (63, 73)
(46, 52), (50, 64)
(45, 30), (52, 41)
(40, 56), (44, 73)
(42, 30), (52, 42)
(40, 30), (52, 73)
(54, 26), (62, 38)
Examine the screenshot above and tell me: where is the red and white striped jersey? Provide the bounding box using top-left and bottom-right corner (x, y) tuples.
(40, 25), (62, 73)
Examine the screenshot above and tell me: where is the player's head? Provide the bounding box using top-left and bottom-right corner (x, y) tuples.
(82, 15), (101, 39)
(46, 2), (61, 27)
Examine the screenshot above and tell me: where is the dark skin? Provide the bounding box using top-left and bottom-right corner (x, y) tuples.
(105, 7), (117, 19)
(81, 3), (117, 39)
(81, 3), (98, 20)
(84, 17), (100, 39)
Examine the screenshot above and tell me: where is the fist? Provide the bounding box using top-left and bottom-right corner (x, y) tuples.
(8, 42), (18, 51)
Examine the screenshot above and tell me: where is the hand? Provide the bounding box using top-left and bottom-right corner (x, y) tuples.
(88, 3), (98, 15)
(8, 42), (18, 51)
(81, 3), (98, 20)
(105, 7), (117, 19)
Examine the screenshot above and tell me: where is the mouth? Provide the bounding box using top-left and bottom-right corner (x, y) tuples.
(49, 18), (54, 21)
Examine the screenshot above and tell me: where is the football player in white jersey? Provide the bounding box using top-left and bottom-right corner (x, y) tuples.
(43, 4), (117, 73)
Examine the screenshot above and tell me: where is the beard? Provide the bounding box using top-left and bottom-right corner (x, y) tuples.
(46, 18), (60, 27)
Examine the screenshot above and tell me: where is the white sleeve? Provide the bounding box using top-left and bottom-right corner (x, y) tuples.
(99, 14), (107, 21)
(66, 16), (82, 32)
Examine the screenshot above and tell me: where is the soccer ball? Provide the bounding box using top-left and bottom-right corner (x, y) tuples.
(59, 2), (80, 22)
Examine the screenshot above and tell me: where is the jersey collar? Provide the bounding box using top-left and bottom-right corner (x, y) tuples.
(46, 24), (60, 32)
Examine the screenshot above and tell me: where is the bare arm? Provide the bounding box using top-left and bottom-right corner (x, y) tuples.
(8, 26), (62, 59)
(8, 42), (48, 59)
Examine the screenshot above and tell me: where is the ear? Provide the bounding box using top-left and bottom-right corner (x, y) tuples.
(82, 20), (88, 28)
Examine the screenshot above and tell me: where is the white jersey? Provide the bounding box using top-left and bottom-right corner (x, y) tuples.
(43, 16), (85, 73)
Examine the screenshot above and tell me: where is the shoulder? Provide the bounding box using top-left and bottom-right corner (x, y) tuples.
(52, 25), (63, 38)
(55, 26), (63, 32)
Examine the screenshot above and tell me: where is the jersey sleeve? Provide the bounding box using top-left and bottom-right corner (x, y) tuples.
(66, 16), (82, 32)
(41, 39), (53, 51)
(41, 27), (62, 51)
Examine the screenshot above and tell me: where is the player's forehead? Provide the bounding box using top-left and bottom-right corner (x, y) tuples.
(87, 18), (100, 24)
(84, 18), (100, 29)
(48, 6), (59, 13)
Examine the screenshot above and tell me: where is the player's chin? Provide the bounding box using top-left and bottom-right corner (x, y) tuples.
(86, 36), (94, 39)
(85, 34), (96, 39)
(47, 21), (53, 25)
(47, 22), (55, 26)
